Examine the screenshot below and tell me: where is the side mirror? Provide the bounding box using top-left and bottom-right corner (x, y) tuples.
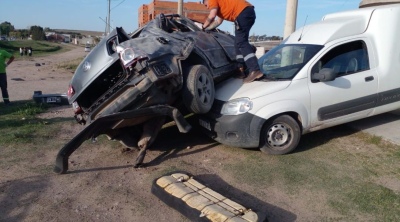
(312, 68), (337, 82)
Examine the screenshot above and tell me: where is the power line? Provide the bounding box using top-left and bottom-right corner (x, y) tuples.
(111, 0), (126, 11)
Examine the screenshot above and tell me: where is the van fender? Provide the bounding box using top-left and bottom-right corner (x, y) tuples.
(250, 100), (309, 139)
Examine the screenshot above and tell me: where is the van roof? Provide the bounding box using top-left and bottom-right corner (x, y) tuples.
(284, 4), (400, 45)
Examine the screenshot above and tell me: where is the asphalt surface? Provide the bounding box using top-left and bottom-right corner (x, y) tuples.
(347, 111), (400, 145)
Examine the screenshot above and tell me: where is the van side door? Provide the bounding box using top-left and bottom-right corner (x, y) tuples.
(308, 40), (378, 128)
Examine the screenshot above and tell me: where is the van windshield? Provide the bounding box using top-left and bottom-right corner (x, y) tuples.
(258, 44), (323, 80)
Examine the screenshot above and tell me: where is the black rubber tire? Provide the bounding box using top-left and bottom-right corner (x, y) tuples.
(260, 115), (301, 155)
(183, 65), (215, 114)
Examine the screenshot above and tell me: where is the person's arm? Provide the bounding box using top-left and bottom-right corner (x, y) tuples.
(205, 17), (223, 30)
(202, 8), (218, 30)
(6, 56), (15, 67)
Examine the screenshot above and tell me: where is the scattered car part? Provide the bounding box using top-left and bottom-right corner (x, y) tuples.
(152, 172), (266, 222)
(32, 91), (69, 105)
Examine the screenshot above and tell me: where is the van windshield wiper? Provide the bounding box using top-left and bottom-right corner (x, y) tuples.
(260, 75), (291, 81)
(263, 75), (276, 80)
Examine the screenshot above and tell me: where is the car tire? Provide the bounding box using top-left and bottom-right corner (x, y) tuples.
(183, 65), (215, 114)
(260, 115), (301, 155)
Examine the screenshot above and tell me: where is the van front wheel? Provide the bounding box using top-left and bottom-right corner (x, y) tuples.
(260, 115), (301, 155)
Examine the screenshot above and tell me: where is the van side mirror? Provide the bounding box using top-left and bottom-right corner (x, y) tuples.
(312, 68), (337, 82)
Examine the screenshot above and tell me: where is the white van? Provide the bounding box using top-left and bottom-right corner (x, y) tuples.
(199, 4), (400, 155)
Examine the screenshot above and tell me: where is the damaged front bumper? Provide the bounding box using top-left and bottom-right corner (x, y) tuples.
(54, 105), (191, 174)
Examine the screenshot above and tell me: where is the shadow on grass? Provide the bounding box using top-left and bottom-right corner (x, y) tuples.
(51, 110), (400, 174)
(294, 125), (359, 154)
(0, 101), (74, 129)
(62, 115), (219, 174)
(146, 115), (219, 166)
(62, 116), (372, 174)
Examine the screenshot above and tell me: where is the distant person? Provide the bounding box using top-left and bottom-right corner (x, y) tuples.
(202, 0), (263, 83)
(24, 47), (27, 56)
(19, 47), (23, 56)
(28, 47), (32, 56)
(0, 47), (15, 105)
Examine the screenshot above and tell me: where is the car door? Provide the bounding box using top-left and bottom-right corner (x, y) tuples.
(211, 31), (236, 61)
(191, 31), (232, 68)
(308, 39), (378, 127)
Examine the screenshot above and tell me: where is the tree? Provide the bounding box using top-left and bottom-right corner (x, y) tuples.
(93, 36), (101, 45)
(8, 31), (21, 39)
(30, 25), (46, 40)
(0, 21), (15, 36)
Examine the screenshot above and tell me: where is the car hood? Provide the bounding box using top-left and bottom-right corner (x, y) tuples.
(70, 29), (119, 102)
(215, 78), (291, 101)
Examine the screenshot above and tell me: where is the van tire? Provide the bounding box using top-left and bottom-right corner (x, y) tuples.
(260, 115), (301, 155)
(183, 65), (215, 114)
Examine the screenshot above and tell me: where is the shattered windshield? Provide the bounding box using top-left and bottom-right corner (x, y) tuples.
(258, 44), (323, 80)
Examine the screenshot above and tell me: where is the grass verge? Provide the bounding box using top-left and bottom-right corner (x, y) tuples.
(0, 40), (71, 58)
(0, 102), (69, 167)
(222, 125), (400, 220)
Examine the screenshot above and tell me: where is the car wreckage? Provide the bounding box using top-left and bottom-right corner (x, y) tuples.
(54, 14), (240, 174)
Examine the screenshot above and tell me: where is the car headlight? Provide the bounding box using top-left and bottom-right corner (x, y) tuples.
(221, 98), (253, 115)
(117, 46), (148, 67)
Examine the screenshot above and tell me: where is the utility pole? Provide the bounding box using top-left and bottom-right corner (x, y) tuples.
(283, 0), (298, 39)
(178, 0), (183, 15)
(106, 0), (111, 35)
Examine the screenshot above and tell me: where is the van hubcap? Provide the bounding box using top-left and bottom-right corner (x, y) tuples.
(267, 124), (290, 146)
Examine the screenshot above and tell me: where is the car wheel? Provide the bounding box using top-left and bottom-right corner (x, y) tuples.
(260, 115), (301, 155)
(183, 65), (215, 114)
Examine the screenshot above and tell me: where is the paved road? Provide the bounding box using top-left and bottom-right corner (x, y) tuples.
(7, 45), (86, 102)
(347, 111), (400, 145)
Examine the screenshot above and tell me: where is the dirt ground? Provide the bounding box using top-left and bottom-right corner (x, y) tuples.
(1, 45), (397, 221)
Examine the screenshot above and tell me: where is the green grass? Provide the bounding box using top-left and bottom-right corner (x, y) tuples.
(0, 102), (47, 143)
(0, 40), (70, 57)
(56, 57), (84, 71)
(0, 102), (68, 164)
(222, 127), (400, 220)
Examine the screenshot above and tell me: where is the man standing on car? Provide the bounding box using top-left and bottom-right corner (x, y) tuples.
(202, 0), (263, 83)
(0, 47), (15, 105)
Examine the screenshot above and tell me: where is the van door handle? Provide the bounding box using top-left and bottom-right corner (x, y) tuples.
(365, 76), (374, 82)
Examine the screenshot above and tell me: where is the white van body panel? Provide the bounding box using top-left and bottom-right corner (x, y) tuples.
(215, 78), (291, 101)
(286, 9), (371, 46)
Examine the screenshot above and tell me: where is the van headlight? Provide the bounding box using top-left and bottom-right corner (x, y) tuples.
(221, 98), (253, 115)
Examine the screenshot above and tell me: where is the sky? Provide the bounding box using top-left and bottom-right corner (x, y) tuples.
(1, 0), (361, 36)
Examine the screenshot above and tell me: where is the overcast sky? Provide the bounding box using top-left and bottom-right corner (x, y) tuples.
(1, 0), (360, 36)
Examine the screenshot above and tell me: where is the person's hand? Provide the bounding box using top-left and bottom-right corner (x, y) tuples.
(194, 22), (203, 29)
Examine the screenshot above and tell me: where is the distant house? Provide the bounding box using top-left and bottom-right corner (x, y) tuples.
(138, 0), (209, 28)
(62, 34), (71, 43)
(45, 32), (66, 42)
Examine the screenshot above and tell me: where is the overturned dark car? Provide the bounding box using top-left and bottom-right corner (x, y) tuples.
(54, 14), (240, 174)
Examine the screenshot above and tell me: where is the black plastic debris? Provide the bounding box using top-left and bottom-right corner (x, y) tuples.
(32, 91), (69, 105)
